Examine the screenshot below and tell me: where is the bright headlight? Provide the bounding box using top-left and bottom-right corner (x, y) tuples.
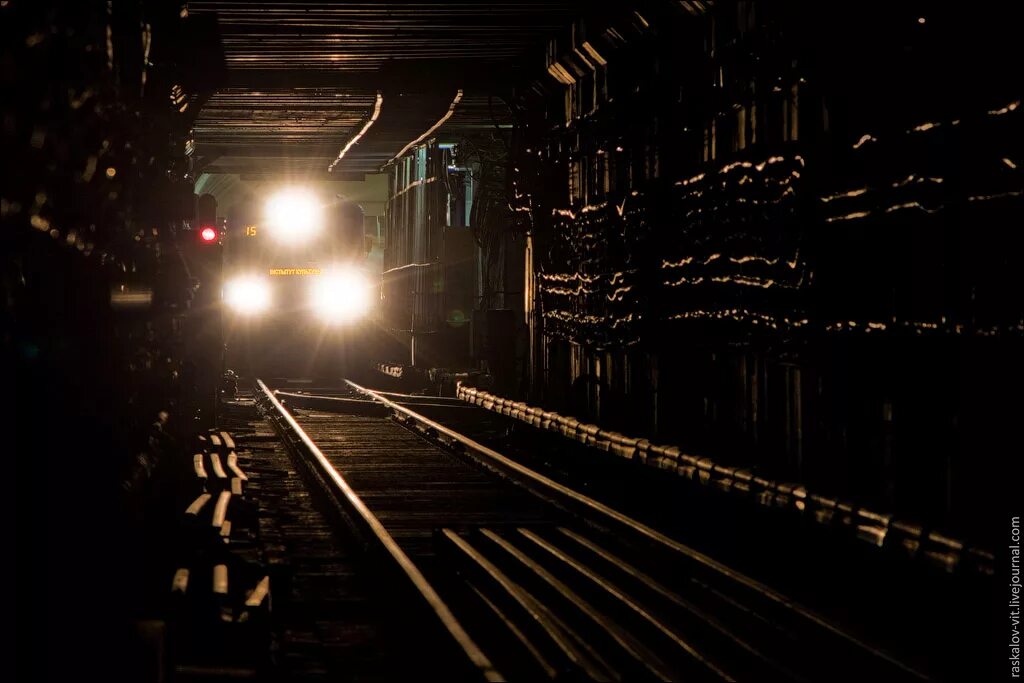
(224, 275), (271, 315)
(310, 268), (372, 324)
(263, 187), (323, 244)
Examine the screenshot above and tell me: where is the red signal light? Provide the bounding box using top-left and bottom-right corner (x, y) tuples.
(200, 226), (218, 243)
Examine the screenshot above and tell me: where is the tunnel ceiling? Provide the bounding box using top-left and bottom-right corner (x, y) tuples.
(189, 1), (576, 180)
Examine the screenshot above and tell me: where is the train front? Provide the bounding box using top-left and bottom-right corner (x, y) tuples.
(222, 187), (374, 380)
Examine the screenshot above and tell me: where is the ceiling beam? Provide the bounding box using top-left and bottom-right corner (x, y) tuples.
(194, 145), (337, 157)
(222, 61), (517, 93)
(214, 171), (370, 182)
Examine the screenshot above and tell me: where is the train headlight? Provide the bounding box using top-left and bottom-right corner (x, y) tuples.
(310, 268), (372, 324)
(224, 275), (272, 315)
(263, 187), (323, 244)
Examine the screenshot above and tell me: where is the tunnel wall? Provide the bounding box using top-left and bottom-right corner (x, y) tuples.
(509, 2), (1022, 541)
(4, 1), (222, 675)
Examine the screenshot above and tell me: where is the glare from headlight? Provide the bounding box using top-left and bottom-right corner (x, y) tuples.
(224, 276), (271, 315)
(263, 187), (323, 243)
(310, 268), (372, 324)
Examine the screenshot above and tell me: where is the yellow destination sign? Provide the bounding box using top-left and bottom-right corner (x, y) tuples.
(269, 268), (322, 276)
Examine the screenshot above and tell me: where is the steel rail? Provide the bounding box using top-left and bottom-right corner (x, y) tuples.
(255, 379), (503, 682)
(275, 389), (474, 411)
(344, 379), (929, 680)
(455, 385), (994, 576)
(272, 390), (388, 416)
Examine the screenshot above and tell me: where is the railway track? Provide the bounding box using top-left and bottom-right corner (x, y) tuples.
(210, 395), (420, 680)
(255, 379), (931, 682)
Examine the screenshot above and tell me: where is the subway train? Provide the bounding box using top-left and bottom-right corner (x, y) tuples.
(220, 187), (375, 379)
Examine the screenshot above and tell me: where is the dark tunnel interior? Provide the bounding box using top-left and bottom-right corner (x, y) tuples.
(4, 1), (1022, 680)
